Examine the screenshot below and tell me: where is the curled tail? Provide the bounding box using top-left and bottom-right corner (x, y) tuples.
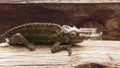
(0, 35), (10, 46)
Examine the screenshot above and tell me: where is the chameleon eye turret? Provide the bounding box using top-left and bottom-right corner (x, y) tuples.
(69, 30), (77, 38)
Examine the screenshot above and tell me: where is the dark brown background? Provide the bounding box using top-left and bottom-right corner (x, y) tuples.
(0, 3), (120, 40)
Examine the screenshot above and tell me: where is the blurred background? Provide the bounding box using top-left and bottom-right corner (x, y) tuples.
(0, 3), (119, 40)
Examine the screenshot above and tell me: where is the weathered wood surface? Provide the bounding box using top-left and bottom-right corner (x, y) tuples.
(0, 40), (120, 68)
(0, 0), (119, 3)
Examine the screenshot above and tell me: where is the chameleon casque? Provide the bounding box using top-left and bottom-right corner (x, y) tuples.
(0, 22), (84, 56)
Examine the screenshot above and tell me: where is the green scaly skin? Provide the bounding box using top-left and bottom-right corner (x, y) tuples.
(0, 22), (82, 56)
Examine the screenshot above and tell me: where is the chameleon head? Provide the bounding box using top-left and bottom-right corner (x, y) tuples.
(61, 25), (84, 43)
(51, 25), (84, 56)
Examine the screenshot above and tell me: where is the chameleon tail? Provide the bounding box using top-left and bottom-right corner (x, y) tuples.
(0, 35), (6, 43)
(0, 35), (10, 46)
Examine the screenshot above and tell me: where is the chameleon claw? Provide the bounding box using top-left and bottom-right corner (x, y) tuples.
(67, 48), (72, 56)
(68, 51), (72, 56)
(29, 47), (35, 51)
(27, 44), (35, 51)
(51, 48), (55, 53)
(66, 45), (72, 56)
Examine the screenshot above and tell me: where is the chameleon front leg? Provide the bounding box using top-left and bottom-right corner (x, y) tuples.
(9, 33), (35, 51)
(51, 41), (61, 53)
(65, 45), (72, 56)
(51, 41), (72, 56)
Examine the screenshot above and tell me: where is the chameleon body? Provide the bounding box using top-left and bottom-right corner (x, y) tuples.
(0, 23), (82, 56)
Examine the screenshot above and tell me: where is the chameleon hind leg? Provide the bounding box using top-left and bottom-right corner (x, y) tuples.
(9, 33), (35, 51)
(51, 41), (72, 56)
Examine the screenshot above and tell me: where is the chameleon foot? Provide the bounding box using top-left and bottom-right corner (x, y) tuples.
(51, 44), (72, 56)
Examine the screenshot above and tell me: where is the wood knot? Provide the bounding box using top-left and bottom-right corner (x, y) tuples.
(75, 63), (108, 68)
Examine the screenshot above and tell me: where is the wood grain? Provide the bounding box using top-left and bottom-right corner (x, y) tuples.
(0, 0), (119, 3)
(0, 40), (120, 68)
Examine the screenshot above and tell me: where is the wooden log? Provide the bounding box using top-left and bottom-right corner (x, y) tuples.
(0, 0), (119, 3)
(0, 40), (120, 68)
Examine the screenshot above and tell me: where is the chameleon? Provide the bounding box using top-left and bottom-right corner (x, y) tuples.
(0, 22), (84, 56)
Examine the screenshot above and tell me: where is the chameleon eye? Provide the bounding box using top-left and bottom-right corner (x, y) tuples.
(70, 31), (77, 37)
(70, 32), (76, 35)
